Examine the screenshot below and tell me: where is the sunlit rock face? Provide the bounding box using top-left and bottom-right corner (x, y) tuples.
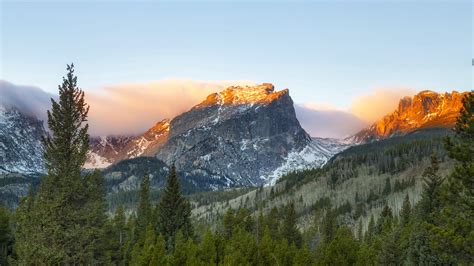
(156, 83), (339, 187)
(351, 91), (466, 143)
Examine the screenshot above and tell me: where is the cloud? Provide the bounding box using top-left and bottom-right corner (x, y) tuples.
(296, 87), (416, 138)
(295, 104), (367, 138)
(86, 79), (255, 136)
(0, 80), (55, 122)
(349, 88), (416, 123)
(0, 80), (417, 138)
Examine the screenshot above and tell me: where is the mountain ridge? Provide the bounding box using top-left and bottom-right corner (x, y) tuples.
(350, 90), (465, 143)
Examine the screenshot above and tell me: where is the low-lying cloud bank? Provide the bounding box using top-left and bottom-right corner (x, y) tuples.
(295, 105), (366, 138)
(0, 80), (55, 123)
(0, 79), (414, 138)
(86, 79), (254, 135)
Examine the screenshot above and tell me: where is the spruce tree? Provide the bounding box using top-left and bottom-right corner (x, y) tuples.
(157, 165), (193, 249)
(136, 173), (151, 239)
(282, 202), (302, 247)
(321, 207), (337, 243)
(364, 214), (376, 243)
(420, 154), (444, 221)
(0, 205), (12, 265)
(434, 91), (474, 263)
(15, 64), (108, 264)
(400, 194), (411, 227)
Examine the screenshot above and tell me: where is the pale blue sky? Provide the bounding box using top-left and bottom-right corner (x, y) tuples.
(1, 0), (472, 109)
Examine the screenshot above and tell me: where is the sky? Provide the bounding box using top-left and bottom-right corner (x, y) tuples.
(0, 0), (472, 137)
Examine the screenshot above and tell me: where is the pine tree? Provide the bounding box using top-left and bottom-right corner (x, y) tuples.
(382, 177), (392, 195)
(321, 207), (337, 243)
(150, 234), (168, 265)
(0, 205), (12, 265)
(282, 202), (302, 247)
(376, 204), (393, 234)
(419, 154), (444, 221)
(109, 205), (127, 263)
(321, 227), (359, 266)
(130, 224), (155, 265)
(136, 173), (151, 239)
(364, 214), (376, 243)
(15, 64), (108, 264)
(157, 165), (193, 249)
(400, 194), (411, 227)
(198, 230), (217, 264)
(223, 208), (235, 239)
(434, 91), (474, 263)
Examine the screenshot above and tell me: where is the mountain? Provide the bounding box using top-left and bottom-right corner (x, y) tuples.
(86, 119), (170, 168)
(88, 83), (348, 186)
(351, 90), (465, 143)
(155, 83), (347, 186)
(0, 105), (46, 174)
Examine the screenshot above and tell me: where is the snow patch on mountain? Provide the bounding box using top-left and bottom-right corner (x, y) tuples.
(84, 151), (113, 169)
(266, 138), (352, 185)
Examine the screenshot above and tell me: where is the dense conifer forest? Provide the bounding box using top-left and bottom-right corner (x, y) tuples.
(0, 66), (472, 265)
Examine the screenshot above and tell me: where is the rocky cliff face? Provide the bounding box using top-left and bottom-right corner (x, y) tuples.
(155, 83), (331, 186)
(86, 119), (170, 168)
(351, 91), (466, 143)
(0, 105), (46, 174)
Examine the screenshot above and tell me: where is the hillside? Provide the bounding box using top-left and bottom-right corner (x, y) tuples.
(192, 128), (454, 232)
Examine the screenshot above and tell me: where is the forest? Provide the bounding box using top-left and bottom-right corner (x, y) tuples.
(0, 65), (472, 265)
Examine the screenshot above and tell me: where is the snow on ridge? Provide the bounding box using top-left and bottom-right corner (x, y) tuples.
(266, 138), (352, 186)
(84, 151), (112, 169)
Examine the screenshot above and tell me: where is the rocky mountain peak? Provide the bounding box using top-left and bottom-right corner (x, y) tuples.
(352, 90), (466, 143)
(143, 119), (170, 140)
(195, 83), (288, 109)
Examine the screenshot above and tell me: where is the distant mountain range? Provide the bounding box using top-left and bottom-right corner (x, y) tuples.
(0, 84), (467, 206)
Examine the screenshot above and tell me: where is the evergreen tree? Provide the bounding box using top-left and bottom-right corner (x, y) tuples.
(321, 207), (337, 243)
(136, 173), (151, 239)
(382, 177), (392, 195)
(109, 205), (127, 263)
(377, 230), (402, 265)
(198, 230), (217, 264)
(419, 154), (444, 221)
(400, 194), (411, 227)
(282, 202), (302, 247)
(130, 224), (155, 265)
(377, 204), (393, 234)
(434, 91), (474, 263)
(0, 206), (12, 265)
(223, 208), (235, 239)
(364, 214), (376, 243)
(150, 234), (168, 265)
(321, 227), (359, 265)
(14, 64), (108, 264)
(157, 165), (193, 249)
(266, 207), (280, 240)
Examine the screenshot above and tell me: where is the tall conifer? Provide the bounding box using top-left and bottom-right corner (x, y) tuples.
(157, 165), (193, 249)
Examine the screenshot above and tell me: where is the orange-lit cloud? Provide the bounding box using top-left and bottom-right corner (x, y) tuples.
(349, 88), (416, 123)
(86, 79), (255, 136)
(298, 88), (416, 137)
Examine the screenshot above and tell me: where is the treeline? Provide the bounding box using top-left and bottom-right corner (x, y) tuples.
(326, 128), (451, 187)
